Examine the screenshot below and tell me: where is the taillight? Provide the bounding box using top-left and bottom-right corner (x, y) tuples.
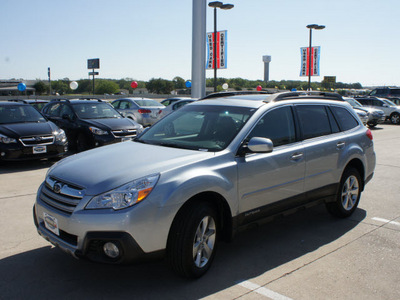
(366, 129), (373, 140)
(138, 109), (151, 114)
(159, 110), (162, 114)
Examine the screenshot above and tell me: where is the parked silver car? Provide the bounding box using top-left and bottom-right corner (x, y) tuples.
(159, 98), (196, 118)
(357, 97), (400, 124)
(34, 92), (375, 278)
(111, 98), (165, 126)
(344, 97), (385, 127)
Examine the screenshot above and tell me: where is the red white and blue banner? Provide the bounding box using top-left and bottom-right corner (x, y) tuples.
(206, 30), (227, 70)
(300, 46), (320, 76)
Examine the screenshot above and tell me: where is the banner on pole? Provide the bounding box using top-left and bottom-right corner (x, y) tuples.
(206, 30), (227, 70)
(300, 46), (320, 76)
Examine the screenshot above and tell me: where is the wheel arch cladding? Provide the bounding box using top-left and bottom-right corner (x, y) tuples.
(345, 158), (365, 190)
(168, 191), (233, 243)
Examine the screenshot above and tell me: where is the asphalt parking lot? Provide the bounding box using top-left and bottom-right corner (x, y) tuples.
(0, 123), (399, 300)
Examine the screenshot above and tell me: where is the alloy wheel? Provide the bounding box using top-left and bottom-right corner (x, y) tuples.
(192, 216), (216, 268)
(341, 175), (359, 211)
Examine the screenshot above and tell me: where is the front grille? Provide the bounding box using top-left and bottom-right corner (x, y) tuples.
(39, 177), (85, 215)
(20, 135), (54, 146)
(112, 129), (137, 138)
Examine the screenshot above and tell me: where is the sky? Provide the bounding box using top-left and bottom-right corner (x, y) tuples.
(1, 0), (399, 87)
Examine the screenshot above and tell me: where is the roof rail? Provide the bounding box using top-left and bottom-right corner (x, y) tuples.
(267, 91), (343, 102)
(78, 97), (103, 102)
(50, 98), (70, 103)
(8, 99), (28, 104)
(200, 91), (270, 100)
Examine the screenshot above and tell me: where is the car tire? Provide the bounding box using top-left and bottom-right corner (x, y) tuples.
(167, 202), (218, 278)
(390, 112), (400, 125)
(367, 122), (377, 128)
(326, 167), (361, 218)
(76, 134), (89, 152)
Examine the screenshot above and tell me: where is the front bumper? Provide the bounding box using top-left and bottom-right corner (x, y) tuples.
(33, 183), (172, 263)
(91, 134), (135, 148)
(0, 142), (67, 161)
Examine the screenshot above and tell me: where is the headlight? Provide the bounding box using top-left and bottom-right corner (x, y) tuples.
(0, 134), (17, 144)
(137, 124), (144, 134)
(89, 127), (108, 135)
(86, 174), (160, 210)
(54, 129), (67, 142)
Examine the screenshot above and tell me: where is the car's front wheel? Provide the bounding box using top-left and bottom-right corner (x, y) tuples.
(326, 167), (361, 218)
(167, 202), (218, 278)
(390, 112), (400, 125)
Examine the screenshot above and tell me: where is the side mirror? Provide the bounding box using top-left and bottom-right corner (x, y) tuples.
(246, 137), (274, 153)
(247, 137), (274, 153)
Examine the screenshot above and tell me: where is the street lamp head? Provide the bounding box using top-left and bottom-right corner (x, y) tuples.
(221, 3), (234, 10)
(208, 1), (223, 8)
(307, 24), (326, 30)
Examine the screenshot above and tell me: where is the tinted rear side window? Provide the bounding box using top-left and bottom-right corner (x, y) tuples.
(330, 106), (359, 131)
(295, 105), (331, 140)
(357, 99), (371, 105)
(390, 89), (400, 95)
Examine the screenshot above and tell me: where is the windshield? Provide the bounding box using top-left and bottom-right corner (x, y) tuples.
(383, 99), (396, 106)
(0, 105), (46, 124)
(137, 104), (255, 151)
(346, 98), (362, 108)
(133, 99), (162, 107)
(73, 102), (122, 119)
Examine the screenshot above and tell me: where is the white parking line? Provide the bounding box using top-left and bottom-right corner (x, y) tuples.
(372, 217), (400, 226)
(238, 281), (293, 300)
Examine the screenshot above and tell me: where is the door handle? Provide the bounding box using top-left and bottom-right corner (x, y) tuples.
(290, 153), (304, 161)
(336, 142), (346, 149)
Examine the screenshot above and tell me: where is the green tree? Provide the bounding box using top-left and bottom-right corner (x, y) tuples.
(51, 80), (69, 95)
(33, 81), (48, 95)
(95, 80), (120, 94)
(146, 78), (174, 94)
(173, 76), (186, 89)
(76, 79), (92, 94)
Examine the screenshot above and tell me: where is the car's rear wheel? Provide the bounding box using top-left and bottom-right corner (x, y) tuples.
(167, 202), (218, 278)
(326, 167), (361, 218)
(390, 112), (400, 125)
(367, 122), (377, 128)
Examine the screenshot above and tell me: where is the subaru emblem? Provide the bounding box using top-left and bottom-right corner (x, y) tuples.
(53, 183), (62, 194)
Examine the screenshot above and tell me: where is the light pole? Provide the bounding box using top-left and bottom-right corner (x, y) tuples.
(306, 24), (325, 91)
(208, 1), (234, 93)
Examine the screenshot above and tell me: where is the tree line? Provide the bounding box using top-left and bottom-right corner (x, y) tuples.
(33, 76), (364, 96)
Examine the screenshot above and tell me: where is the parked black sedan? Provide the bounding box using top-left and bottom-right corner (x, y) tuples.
(42, 99), (143, 152)
(0, 101), (68, 161)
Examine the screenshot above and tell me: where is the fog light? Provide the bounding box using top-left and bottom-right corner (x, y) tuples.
(1, 152), (5, 157)
(103, 242), (120, 258)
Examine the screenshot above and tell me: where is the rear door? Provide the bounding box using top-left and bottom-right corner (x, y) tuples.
(294, 104), (345, 199)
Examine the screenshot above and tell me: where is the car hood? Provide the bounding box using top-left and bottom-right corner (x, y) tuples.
(82, 118), (140, 130)
(354, 108), (367, 116)
(48, 141), (214, 195)
(0, 122), (57, 138)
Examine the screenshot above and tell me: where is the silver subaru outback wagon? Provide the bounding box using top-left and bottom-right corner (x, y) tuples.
(33, 92), (376, 278)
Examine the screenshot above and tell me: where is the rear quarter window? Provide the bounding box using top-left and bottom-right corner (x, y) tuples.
(330, 106), (359, 131)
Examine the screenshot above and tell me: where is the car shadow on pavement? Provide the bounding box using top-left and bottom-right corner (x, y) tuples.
(0, 205), (366, 299)
(0, 158), (59, 174)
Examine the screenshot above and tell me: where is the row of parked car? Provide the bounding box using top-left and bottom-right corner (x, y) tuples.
(0, 92), (399, 162)
(0, 97), (168, 162)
